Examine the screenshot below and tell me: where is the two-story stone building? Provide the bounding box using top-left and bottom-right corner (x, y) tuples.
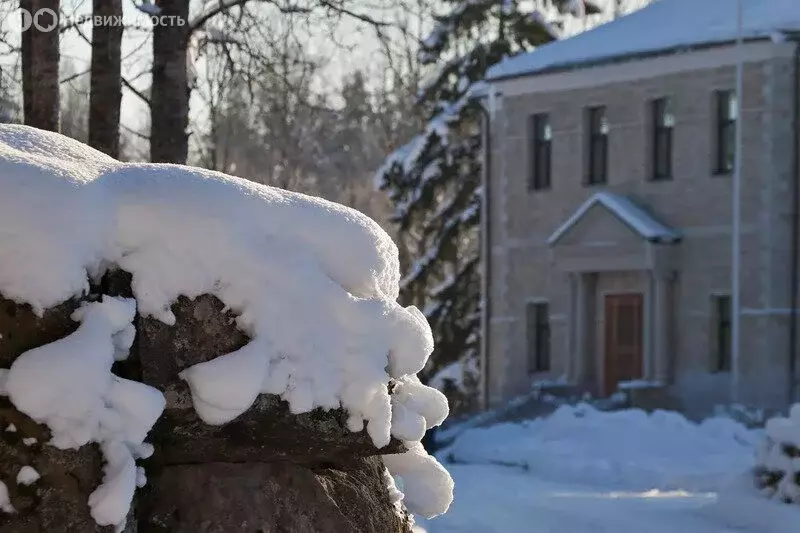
(481, 0), (800, 417)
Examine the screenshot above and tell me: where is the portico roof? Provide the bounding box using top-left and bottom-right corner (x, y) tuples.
(547, 192), (681, 246)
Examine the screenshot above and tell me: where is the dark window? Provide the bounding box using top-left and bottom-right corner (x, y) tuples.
(586, 106), (608, 185)
(651, 98), (674, 180)
(526, 302), (550, 373)
(712, 295), (732, 372)
(714, 90), (738, 174)
(528, 113), (552, 191)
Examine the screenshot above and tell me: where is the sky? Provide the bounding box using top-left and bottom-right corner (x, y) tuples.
(0, 0), (652, 154)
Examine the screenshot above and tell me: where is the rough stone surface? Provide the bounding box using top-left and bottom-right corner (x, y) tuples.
(141, 457), (410, 533)
(0, 271), (413, 533)
(0, 297), (80, 369)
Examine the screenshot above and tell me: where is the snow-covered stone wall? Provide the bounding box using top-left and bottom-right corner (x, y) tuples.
(0, 126), (453, 531)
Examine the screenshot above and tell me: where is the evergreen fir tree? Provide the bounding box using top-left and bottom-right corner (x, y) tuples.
(375, 0), (601, 392)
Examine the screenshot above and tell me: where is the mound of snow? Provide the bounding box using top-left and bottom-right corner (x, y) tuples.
(443, 403), (758, 492)
(0, 126), (451, 521)
(754, 404), (800, 504)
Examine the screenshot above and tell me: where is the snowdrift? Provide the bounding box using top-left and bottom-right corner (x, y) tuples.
(442, 403), (759, 492)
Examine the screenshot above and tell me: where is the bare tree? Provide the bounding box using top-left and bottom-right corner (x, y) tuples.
(150, 0), (392, 164)
(88, 0), (123, 157)
(149, 0), (190, 162)
(21, 0), (60, 130)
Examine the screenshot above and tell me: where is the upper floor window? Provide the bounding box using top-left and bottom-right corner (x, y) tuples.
(586, 106), (608, 185)
(651, 98), (674, 180)
(526, 301), (551, 373)
(711, 294), (732, 372)
(714, 90), (738, 174)
(528, 113), (552, 191)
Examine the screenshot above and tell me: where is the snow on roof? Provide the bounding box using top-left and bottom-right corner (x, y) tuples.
(547, 192), (681, 245)
(0, 125), (453, 524)
(488, 0), (800, 81)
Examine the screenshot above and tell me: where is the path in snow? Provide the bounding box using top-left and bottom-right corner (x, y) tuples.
(417, 464), (741, 533)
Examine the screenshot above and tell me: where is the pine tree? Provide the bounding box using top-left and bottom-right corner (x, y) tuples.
(375, 0), (601, 392)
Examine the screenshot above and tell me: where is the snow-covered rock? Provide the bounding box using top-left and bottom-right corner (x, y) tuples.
(0, 125), (452, 522)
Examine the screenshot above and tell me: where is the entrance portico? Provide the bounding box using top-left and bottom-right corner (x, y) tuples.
(548, 193), (681, 396)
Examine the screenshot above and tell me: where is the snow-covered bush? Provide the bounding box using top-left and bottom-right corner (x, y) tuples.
(754, 404), (800, 504)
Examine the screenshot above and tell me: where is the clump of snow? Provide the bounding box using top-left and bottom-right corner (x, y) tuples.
(3, 296), (165, 528)
(442, 403), (758, 492)
(22, 437), (36, 446)
(0, 126), (452, 520)
(754, 404), (800, 504)
(384, 441), (454, 519)
(389, 375), (449, 442)
(5, 423), (15, 433)
(16, 465), (40, 485)
(0, 480), (13, 513)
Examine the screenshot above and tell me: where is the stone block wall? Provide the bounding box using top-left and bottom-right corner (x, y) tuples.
(0, 271), (412, 532)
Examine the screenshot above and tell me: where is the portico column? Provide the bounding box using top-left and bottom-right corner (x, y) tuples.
(566, 273), (577, 382)
(644, 272), (655, 381)
(574, 272), (594, 386)
(653, 273), (672, 383)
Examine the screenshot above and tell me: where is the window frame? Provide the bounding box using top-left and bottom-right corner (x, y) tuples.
(526, 301), (551, 374)
(586, 106), (608, 185)
(651, 97), (673, 181)
(528, 113), (552, 191)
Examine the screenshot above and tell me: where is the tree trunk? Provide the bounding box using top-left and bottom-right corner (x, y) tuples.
(21, 0), (60, 131)
(150, 0), (190, 163)
(88, 0), (123, 158)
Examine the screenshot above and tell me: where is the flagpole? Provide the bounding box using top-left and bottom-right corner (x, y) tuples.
(731, 0), (744, 403)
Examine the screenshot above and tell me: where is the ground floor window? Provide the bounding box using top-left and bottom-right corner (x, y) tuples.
(526, 301), (550, 373)
(711, 294), (732, 372)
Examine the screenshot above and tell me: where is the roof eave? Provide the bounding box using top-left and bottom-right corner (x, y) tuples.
(487, 35), (777, 84)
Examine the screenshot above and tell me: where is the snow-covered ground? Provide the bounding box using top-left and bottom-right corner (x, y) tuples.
(416, 404), (800, 533)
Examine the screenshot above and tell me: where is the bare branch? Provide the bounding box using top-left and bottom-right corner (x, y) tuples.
(317, 0), (391, 27)
(122, 77), (150, 107)
(190, 0), (310, 34)
(121, 122), (150, 140)
(60, 67), (90, 84)
(72, 24), (151, 107)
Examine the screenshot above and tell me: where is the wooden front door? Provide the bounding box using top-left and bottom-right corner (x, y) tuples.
(604, 293), (644, 395)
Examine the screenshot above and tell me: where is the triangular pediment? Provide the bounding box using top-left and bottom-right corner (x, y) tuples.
(548, 193), (680, 247)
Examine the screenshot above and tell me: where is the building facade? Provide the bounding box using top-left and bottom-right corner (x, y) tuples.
(483, 28), (800, 417)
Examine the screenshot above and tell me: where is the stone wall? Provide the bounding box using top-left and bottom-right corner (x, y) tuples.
(487, 41), (799, 413)
(0, 271), (412, 532)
